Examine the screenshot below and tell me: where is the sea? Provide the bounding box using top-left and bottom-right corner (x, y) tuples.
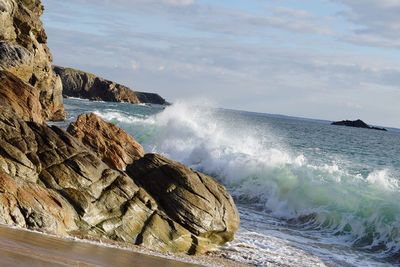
(57, 98), (400, 267)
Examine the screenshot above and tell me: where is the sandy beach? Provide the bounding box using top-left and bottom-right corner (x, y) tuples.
(0, 225), (249, 267)
(0, 226), (200, 266)
(0, 226), (197, 267)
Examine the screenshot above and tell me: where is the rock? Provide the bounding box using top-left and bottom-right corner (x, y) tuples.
(0, 0), (239, 255)
(0, 111), (237, 254)
(135, 92), (168, 105)
(0, 0), (64, 121)
(126, 153), (240, 245)
(0, 41), (33, 80)
(53, 66), (167, 105)
(0, 70), (43, 123)
(0, 170), (78, 235)
(331, 119), (387, 131)
(67, 113), (144, 171)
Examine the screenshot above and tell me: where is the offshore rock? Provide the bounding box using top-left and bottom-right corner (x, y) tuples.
(53, 66), (167, 105)
(331, 119), (387, 131)
(0, 0), (64, 121)
(67, 113), (144, 171)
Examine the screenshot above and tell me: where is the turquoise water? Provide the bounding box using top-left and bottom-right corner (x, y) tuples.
(60, 98), (400, 266)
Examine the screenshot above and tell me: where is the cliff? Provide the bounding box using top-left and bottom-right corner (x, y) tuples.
(0, 0), (64, 120)
(54, 66), (167, 105)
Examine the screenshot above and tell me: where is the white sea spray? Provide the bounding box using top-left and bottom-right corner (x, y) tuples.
(65, 98), (400, 265)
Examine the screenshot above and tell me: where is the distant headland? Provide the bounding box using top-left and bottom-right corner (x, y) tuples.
(331, 119), (387, 131)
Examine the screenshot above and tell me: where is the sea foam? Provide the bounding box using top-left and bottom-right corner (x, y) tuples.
(93, 100), (400, 261)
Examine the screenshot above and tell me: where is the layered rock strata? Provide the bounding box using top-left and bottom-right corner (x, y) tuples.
(0, 0), (64, 120)
(127, 153), (240, 245)
(0, 70), (43, 123)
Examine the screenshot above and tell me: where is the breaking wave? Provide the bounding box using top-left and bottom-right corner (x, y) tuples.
(94, 101), (400, 260)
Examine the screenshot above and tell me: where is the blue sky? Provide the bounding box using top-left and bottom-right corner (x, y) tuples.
(42, 0), (400, 127)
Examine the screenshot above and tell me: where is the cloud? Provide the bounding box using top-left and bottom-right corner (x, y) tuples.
(41, 0), (400, 127)
(162, 0), (194, 6)
(180, 4), (335, 37)
(333, 0), (400, 48)
(79, 0), (195, 6)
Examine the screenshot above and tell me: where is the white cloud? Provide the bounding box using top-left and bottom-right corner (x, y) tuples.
(162, 0), (194, 6)
(42, 0), (400, 127)
(272, 7), (313, 18)
(130, 60), (140, 71)
(78, 0), (196, 8)
(333, 0), (400, 48)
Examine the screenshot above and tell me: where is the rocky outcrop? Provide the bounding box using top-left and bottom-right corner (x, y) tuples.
(53, 66), (167, 105)
(332, 119), (387, 131)
(0, 0), (239, 256)
(126, 154), (240, 245)
(135, 91), (168, 105)
(0, 70), (43, 123)
(67, 113), (144, 171)
(0, 0), (64, 121)
(0, 110), (239, 254)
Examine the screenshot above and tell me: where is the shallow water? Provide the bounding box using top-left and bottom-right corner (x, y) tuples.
(58, 98), (400, 266)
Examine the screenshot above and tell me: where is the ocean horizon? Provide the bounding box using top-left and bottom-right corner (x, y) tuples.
(2, 0), (399, 266)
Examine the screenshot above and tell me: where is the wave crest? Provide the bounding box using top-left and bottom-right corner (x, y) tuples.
(95, 101), (400, 258)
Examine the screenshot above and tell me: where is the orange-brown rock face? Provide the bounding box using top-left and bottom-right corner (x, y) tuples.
(67, 113), (145, 171)
(0, 171), (78, 235)
(0, 70), (43, 123)
(0, 0), (64, 121)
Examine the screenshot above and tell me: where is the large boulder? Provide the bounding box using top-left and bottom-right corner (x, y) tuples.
(67, 113), (144, 171)
(53, 66), (167, 105)
(126, 153), (240, 245)
(0, 0), (64, 121)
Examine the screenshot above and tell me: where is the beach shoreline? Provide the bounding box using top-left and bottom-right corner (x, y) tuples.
(0, 224), (248, 267)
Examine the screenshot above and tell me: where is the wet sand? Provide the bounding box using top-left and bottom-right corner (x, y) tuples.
(0, 225), (201, 267)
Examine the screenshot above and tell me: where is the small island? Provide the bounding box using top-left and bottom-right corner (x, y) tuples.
(331, 119), (387, 131)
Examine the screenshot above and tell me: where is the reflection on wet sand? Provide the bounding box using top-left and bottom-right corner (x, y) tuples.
(0, 225), (200, 267)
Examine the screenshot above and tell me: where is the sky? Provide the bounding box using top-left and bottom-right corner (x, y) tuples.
(42, 0), (400, 127)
